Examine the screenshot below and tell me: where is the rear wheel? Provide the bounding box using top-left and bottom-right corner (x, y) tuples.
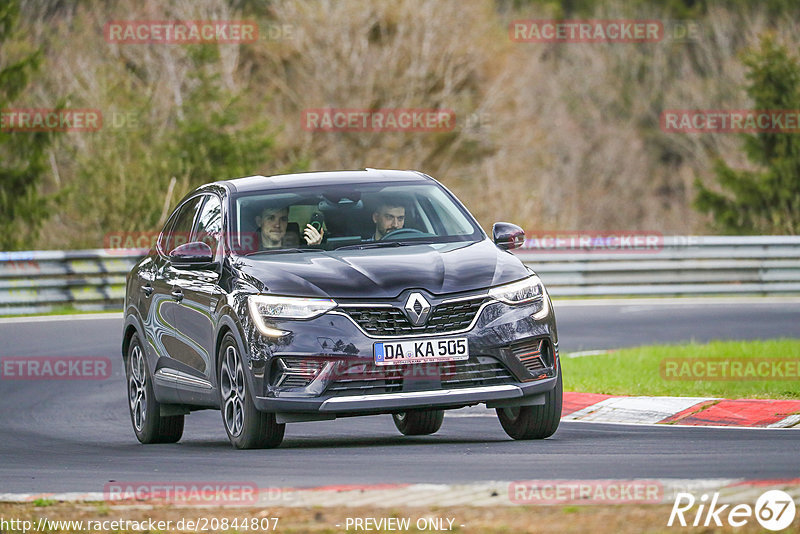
(218, 333), (284, 449)
(392, 409), (444, 435)
(127, 334), (184, 444)
(497, 367), (562, 440)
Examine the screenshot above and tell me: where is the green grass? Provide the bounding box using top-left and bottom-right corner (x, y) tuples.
(562, 339), (800, 399)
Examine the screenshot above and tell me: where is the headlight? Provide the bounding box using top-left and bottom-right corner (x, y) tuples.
(489, 275), (545, 305)
(248, 295), (337, 319)
(248, 295), (337, 337)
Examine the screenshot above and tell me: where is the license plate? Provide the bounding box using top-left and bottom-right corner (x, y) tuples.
(373, 337), (469, 366)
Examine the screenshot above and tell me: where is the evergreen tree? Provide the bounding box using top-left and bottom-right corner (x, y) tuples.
(0, 1), (56, 250)
(695, 35), (800, 234)
(71, 45), (285, 244)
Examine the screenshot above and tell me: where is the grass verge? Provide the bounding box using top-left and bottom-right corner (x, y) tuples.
(0, 306), (121, 319)
(561, 339), (800, 399)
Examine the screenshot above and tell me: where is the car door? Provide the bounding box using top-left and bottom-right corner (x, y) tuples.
(151, 195), (204, 402)
(168, 194), (224, 404)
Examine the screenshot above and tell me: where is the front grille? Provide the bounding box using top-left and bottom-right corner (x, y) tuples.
(325, 356), (513, 397)
(280, 375), (315, 388)
(325, 364), (404, 395)
(440, 359), (514, 388)
(511, 339), (549, 374)
(342, 297), (488, 336)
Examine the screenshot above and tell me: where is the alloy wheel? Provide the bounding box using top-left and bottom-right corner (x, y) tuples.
(128, 345), (147, 432)
(220, 344), (246, 437)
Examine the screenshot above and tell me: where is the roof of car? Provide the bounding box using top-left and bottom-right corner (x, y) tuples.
(217, 168), (432, 193)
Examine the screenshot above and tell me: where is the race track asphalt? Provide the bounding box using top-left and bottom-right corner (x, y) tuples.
(1, 298), (798, 493)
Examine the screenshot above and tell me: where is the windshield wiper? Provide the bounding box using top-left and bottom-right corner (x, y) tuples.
(335, 240), (437, 251)
(243, 248), (323, 256)
(336, 241), (401, 251)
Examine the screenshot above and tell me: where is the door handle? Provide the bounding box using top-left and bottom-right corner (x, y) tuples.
(141, 284), (154, 297)
(171, 288), (184, 302)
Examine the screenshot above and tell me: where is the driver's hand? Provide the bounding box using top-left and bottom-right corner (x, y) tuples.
(303, 224), (323, 245)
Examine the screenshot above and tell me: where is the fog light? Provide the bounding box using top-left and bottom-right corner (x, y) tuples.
(270, 358), (325, 388)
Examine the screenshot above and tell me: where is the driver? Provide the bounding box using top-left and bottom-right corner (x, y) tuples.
(371, 201), (405, 240)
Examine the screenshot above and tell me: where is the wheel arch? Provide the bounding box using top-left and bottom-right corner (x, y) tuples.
(122, 311), (145, 368)
(214, 314), (248, 382)
(214, 310), (269, 400)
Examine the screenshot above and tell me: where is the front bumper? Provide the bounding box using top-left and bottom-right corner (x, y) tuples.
(243, 292), (559, 417)
(254, 376), (557, 416)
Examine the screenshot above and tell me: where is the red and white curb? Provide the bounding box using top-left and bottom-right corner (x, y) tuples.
(449, 394), (800, 428)
(562, 393), (800, 428)
(1, 479), (799, 508)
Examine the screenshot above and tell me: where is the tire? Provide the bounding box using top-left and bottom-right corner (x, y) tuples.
(497, 367), (562, 440)
(392, 409), (444, 436)
(218, 333), (284, 449)
(126, 334), (184, 444)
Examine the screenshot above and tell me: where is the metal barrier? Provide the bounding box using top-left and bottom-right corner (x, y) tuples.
(1, 236), (799, 315)
(0, 249), (144, 316)
(517, 235), (800, 297)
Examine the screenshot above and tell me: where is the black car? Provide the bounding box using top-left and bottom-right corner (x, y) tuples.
(123, 169), (561, 449)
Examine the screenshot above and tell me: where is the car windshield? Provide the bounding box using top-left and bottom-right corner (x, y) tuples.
(230, 181), (483, 254)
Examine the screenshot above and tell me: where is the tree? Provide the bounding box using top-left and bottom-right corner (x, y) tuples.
(0, 1), (56, 250)
(69, 45), (288, 246)
(694, 35), (800, 234)
(168, 47), (277, 191)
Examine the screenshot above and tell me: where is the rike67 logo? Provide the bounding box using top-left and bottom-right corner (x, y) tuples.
(668, 490), (796, 531)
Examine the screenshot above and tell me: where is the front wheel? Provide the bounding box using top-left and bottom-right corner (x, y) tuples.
(392, 409), (444, 435)
(497, 367), (562, 440)
(218, 333), (284, 449)
(126, 334), (184, 444)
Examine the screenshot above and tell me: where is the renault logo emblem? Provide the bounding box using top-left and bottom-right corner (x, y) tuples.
(403, 292), (431, 326)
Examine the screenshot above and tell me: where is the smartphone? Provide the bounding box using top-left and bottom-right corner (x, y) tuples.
(310, 212), (324, 232)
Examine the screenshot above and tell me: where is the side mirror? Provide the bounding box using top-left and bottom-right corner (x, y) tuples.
(492, 222), (525, 250)
(169, 241), (214, 267)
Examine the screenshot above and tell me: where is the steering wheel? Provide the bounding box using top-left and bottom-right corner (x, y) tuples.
(382, 228), (432, 240)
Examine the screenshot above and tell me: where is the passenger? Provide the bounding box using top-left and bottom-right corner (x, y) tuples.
(256, 206), (322, 249)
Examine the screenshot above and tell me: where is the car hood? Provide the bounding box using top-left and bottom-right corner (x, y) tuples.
(235, 240), (530, 299)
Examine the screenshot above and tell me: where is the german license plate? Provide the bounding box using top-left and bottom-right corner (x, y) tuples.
(373, 337), (468, 366)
